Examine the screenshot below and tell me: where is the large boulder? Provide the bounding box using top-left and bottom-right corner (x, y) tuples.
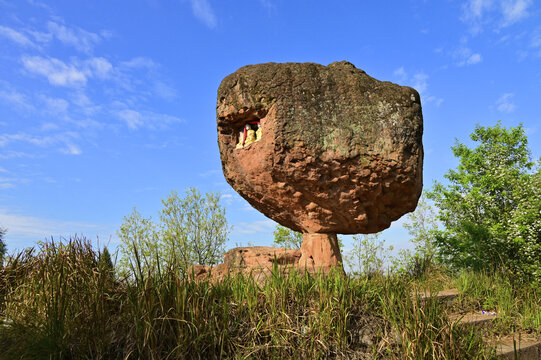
(217, 61), (423, 234)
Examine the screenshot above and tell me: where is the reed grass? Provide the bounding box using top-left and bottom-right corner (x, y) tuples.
(0, 238), (536, 359)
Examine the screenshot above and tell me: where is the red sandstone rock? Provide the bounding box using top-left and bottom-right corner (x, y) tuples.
(217, 61), (423, 235)
(298, 233), (343, 269)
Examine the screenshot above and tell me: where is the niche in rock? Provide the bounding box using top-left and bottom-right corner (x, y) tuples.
(236, 120), (262, 149)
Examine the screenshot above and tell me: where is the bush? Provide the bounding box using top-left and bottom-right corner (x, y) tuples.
(117, 188), (230, 278)
(428, 122), (541, 283)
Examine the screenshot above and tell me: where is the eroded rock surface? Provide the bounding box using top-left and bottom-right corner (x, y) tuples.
(217, 61), (423, 234)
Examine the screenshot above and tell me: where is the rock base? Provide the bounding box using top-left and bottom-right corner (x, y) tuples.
(190, 233), (343, 282)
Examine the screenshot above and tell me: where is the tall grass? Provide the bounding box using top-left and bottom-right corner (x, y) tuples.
(453, 270), (541, 335)
(1, 238), (531, 359)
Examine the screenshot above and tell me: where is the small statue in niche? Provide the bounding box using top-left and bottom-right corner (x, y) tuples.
(235, 121), (262, 149)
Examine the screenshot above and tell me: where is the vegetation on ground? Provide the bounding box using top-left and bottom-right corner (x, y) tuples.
(5, 238), (539, 359)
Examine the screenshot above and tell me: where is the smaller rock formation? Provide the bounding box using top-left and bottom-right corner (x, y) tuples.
(191, 239), (343, 282)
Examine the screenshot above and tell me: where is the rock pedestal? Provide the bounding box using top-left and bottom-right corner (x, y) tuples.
(298, 233), (343, 269)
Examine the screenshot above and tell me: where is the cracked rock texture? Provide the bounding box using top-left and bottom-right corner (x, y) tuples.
(217, 61), (423, 234)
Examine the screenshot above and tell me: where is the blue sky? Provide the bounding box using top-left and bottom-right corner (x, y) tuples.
(0, 0), (540, 256)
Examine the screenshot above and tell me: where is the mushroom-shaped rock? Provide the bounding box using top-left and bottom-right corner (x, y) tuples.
(217, 61), (423, 235)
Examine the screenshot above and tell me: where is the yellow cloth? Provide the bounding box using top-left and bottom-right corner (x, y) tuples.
(244, 129), (256, 146)
(256, 127), (262, 141)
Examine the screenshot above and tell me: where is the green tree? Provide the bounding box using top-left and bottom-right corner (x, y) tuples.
(0, 226), (6, 264)
(273, 224), (303, 249)
(98, 246), (115, 275)
(428, 122), (540, 280)
(403, 192), (439, 258)
(118, 188), (230, 277)
(394, 192), (440, 276)
(160, 188), (229, 272)
(347, 232), (393, 276)
(118, 208), (161, 276)
(505, 169), (541, 282)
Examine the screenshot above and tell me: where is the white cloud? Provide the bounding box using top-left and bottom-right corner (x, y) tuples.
(495, 93), (516, 113)
(424, 96), (444, 107)
(233, 220), (275, 234)
(0, 151), (37, 159)
(393, 67), (407, 83)
(0, 208), (113, 247)
(27, 29), (52, 44)
(116, 108), (183, 130)
(394, 69), (443, 107)
(0, 181), (16, 189)
(61, 143), (82, 155)
(455, 47), (483, 66)
(199, 169), (219, 178)
(466, 53), (483, 65)
(220, 193), (233, 205)
(0, 133), (55, 147)
(0, 25), (35, 47)
(0, 89), (34, 110)
(21, 56), (113, 87)
(22, 56), (87, 87)
(190, 0), (217, 28)
(145, 112), (184, 130)
(41, 96), (69, 114)
(531, 29), (541, 49)
(66, 118), (103, 129)
(47, 21), (101, 53)
(412, 72), (428, 94)
(41, 122), (60, 131)
(0, 131), (82, 157)
(462, 0), (494, 21)
(153, 81), (178, 101)
(86, 57), (112, 78)
(501, 0), (532, 26)
(259, 0), (276, 13)
(117, 109), (144, 130)
(121, 57), (156, 69)
(461, 0), (532, 32)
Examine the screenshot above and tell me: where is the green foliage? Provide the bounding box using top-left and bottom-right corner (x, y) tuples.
(404, 192), (439, 259)
(393, 193), (440, 277)
(117, 208), (161, 276)
(98, 246), (115, 275)
(0, 226), (6, 264)
(428, 122), (540, 283)
(117, 188), (230, 277)
(347, 232), (393, 276)
(272, 224), (303, 249)
(0, 238), (122, 358)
